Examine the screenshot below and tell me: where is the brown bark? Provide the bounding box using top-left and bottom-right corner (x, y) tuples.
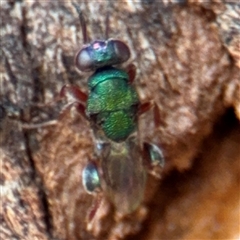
(1, 1), (239, 240)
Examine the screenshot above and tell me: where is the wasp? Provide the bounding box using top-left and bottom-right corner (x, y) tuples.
(61, 3), (165, 218)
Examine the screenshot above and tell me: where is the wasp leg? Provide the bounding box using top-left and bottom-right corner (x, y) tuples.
(138, 101), (162, 129)
(82, 161), (104, 223)
(87, 195), (103, 225)
(59, 84), (88, 119)
(60, 84), (88, 102)
(142, 142), (165, 179)
(153, 103), (162, 129)
(20, 88), (73, 129)
(138, 102), (152, 116)
(126, 63), (136, 84)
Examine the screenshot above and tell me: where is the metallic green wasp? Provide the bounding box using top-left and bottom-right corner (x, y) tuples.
(61, 3), (164, 218)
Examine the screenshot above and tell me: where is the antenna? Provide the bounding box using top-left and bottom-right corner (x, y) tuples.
(72, 2), (88, 44)
(105, 11), (110, 40)
(105, 0), (112, 39)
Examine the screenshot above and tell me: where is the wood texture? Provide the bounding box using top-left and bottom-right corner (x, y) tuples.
(1, 1), (239, 240)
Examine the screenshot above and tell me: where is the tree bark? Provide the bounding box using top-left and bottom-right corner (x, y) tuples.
(1, 1), (239, 240)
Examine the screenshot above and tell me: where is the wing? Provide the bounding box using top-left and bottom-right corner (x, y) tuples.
(100, 136), (146, 214)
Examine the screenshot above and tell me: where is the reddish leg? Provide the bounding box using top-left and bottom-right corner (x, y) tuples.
(59, 84), (88, 119)
(21, 84), (88, 129)
(126, 63), (136, 84)
(59, 101), (88, 120)
(127, 64), (161, 127)
(139, 101), (164, 178)
(88, 194), (103, 223)
(60, 84), (88, 102)
(138, 102), (162, 129)
(153, 103), (162, 129)
(138, 102), (152, 116)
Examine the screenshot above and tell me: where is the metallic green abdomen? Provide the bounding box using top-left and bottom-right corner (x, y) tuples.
(87, 67), (139, 142)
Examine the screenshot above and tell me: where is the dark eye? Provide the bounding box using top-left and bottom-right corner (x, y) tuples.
(75, 47), (93, 71)
(75, 40), (131, 72)
(111, 40), (130, 63)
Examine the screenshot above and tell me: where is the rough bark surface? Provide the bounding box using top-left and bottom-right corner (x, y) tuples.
(1, 1), (239, 240)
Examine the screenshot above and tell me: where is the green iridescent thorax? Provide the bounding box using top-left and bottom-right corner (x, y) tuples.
(87, 67), (139, 142)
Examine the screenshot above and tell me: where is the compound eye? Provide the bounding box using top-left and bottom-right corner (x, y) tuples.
(75, 47), (93, 72)
(111, 40), (130, 63)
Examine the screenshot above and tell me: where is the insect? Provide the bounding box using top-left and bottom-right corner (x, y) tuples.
(61, 3), (165, 218)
